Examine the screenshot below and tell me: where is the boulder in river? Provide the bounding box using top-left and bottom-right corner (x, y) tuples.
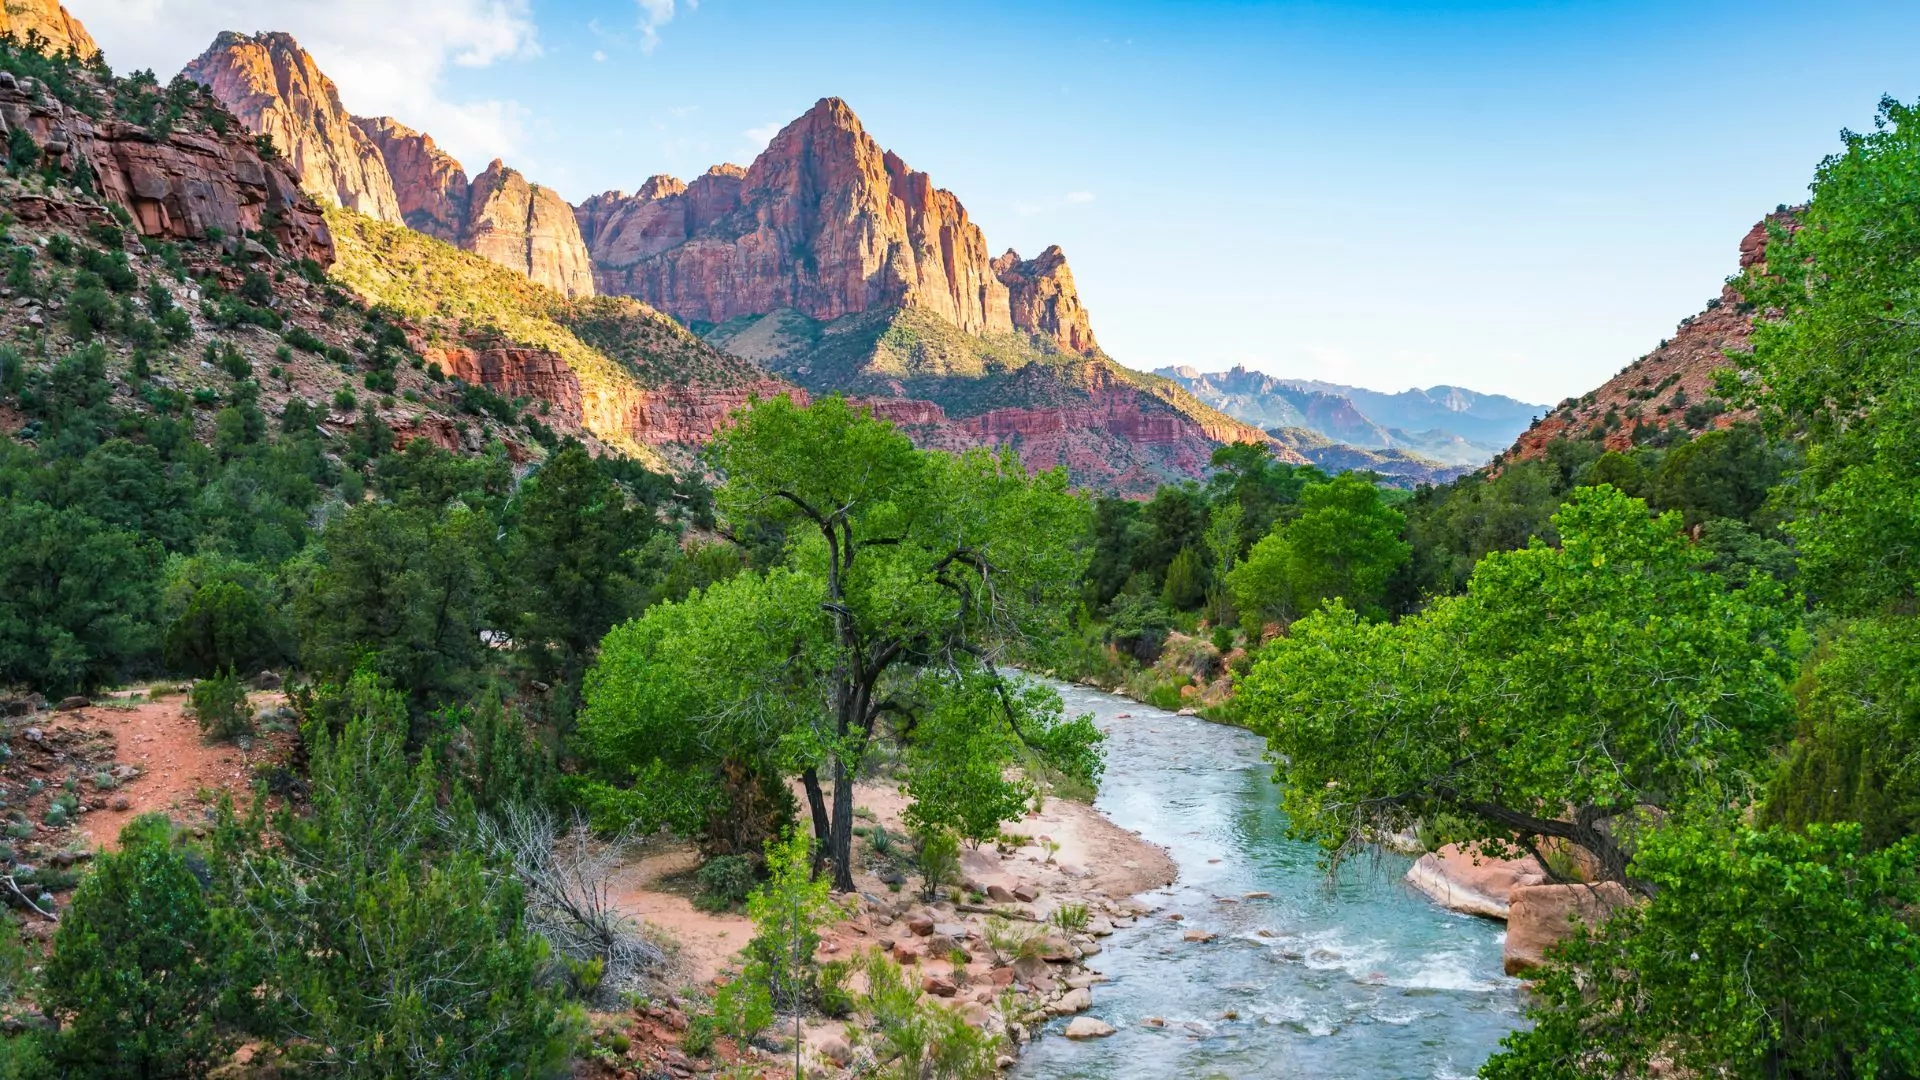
(1405, 844), (1546, 919)
(1064, 1017), (1116, 1039)
(1504, 882), (1634, 975)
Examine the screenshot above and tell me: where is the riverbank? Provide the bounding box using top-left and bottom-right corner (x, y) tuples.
(601, 774), (1180, 1077)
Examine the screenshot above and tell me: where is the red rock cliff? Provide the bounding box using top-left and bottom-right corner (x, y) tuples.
(0, 0), (95, 58)
(993, 246), (1096, 354)
(352, 116), (468, 242)
(462, 160), (595, 298)
(582, 98), (1097, 353)
(183, 31), (402, 224)
(0, 69), (331, 262)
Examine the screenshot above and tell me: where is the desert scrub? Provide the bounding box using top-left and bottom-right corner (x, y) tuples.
(189, 672), (252, 740)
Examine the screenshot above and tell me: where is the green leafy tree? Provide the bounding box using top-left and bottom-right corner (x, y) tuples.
(1240, 486), (1796, 887)
(41, 815), (239, 1079)
(581, 396), (1100, 891)
(1201, 497), (1243, 625)
(501, 445), (651, 696)
(1229, 472), (1409, 629)
(295, 502), (497, 715)
(0, 501), (161, 695)
(1483, 823), (1920, 1080)
(1763, 617), (1920, 849)
(743, 831), (847, 1078)
(1159, 545), (1205, 610)
(1734, 96), (1920, 614)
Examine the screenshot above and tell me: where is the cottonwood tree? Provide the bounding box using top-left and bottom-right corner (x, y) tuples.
(578, 396), (1101, 891)
(1240, 486), (1796, 889)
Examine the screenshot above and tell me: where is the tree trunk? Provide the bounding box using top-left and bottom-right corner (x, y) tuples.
(800, 768), (831, 875)
(829, 756), (856, 893)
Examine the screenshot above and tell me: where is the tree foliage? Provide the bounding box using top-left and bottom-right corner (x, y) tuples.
(1241, 486), (1796, 886)
(579, 396), (1100, 890)
(1229, 472), (1409, 629)
(1483, 823), (1920, 1080)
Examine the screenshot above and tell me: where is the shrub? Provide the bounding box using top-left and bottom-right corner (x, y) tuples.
(914, 828), (961, 902)
(1048, 902), (1090, 934)
(694, 854), (757, 913)
(189, 671), (252, 740)
(41, 815), (238, 1077)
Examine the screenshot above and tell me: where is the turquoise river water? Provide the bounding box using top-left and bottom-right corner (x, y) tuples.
(1013, 678), (1524, 1080)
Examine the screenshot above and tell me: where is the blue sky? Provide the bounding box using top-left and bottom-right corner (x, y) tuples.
(73, 0), (1920, 403)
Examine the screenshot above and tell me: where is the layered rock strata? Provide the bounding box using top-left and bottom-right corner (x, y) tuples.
(0, 70), (331, 262)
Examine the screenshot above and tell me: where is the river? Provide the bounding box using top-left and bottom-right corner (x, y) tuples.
(1013, 679), (1523, 1080)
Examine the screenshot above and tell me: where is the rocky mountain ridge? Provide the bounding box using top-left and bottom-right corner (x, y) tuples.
(579, 98), (1097, 356)
(182, 31), (402, 225)
(186, 32), (595, 298)
(1158, 365), (1543, 467)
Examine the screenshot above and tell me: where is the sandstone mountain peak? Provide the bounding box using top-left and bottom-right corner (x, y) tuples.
(637, 174), (686, 200)
(0, 0), (96, 58)
(183, 31), (402, 224)
(188, 33), (594, 297)
(580, 96), (1098, 355)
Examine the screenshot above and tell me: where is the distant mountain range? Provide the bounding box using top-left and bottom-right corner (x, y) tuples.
(1154, 366), (1546, 467)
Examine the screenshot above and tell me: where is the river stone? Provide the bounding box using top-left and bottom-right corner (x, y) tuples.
(1183, 929), (1216, 943)
(1064, 1017), (1116, 1039)
(922, 975), (958, 998)
(906, 915), (935, 936)
(1012, 884), (1039, 902)
(987, 884), (1017, 903)
(934, 922), (970, 939)
(1050, 987), (1091, 1014)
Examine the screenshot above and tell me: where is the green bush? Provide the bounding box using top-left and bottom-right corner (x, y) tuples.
(41, 814), (238, 1077)
(693, 854), (757, 913)
(914, 828), (961, 902)
(188, 671), (252, 740)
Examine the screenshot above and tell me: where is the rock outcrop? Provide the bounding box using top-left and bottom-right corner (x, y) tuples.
(351, 116), (467, 242)
(423, 344), (789, 447)
(183, 32), (402, 224)
(186, 34), (594, 296)
(993, 246), (1096, 354)
(461, 160), (595, 298)
(0, 70), (331, 263)
(582, 98), (1096, 353)
(0, 0), (96, 58)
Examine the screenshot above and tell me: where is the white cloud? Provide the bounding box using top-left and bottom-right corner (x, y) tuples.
(68, 0), (540, 168)
(744, 121), (780, 150)
(1016, 192), (1096, 217)
(592, 49), (607, 62)
(636, 0), (696, 54)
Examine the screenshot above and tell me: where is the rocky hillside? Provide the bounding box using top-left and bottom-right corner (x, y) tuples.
(1503, 213), (1789, 463)
(0, 0), (94, 58)
(326, 207), (781, 462)
(186, 32), (595, 298)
